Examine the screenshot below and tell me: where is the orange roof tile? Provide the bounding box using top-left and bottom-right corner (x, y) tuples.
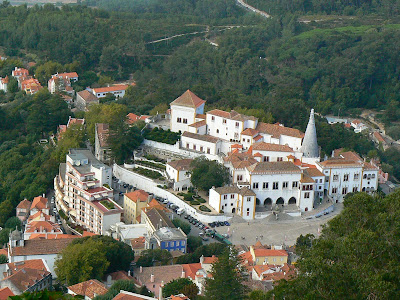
(10, 238), (77, 256)
(253, 249), (288, 257)
(0, 287), (14, 300)
(170, 90), (205, 108)
(131, 237), (145, 250)
(7, 259), (47, 273)
(31, 196), (47, 210)
(202, 255), (217, 264)
(68, 279), (108, 299)
(93, 85), (129, 94)
(256, 122), (304, 139)
(58, 72), (78, 78)
(241, 128), (259, 136)
(125, 190), (149, 203)
(182, 263), (202, 280)
(17, 199), (31, 210)
(252, 142), (293, 152)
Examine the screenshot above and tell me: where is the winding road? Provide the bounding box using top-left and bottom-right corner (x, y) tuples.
(236, 0), (271, 19)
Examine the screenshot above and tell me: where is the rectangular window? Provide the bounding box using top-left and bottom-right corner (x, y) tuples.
(283, 182), (288, 189)
(230, 194), (235, 199)
(352, 187), (358, 193)
(332, 187), (337, 194)
(342, 187), (348, 195)
(186, 143), (189, 148)
(207, 148), (210, 154)
(263, 156), (269, 162)
(344, 174), (349, 181)
(212, 116), (215, 121)
(263, 182), (268, 189)
(304, 192), (310, 198)
(237, 175), (243, 181)
(247, 197), (251, 202)
(273, 182), (279, 190)
(333, 175), (339, 182)
(277, 157), (283, 161)
(253, 182), (259, 189)
(292, 181), (298, 188)
(354, 173), (359, 180)
(183, 118), (188, 124)
(235, 122), (239, 127)
(177, 117), (182, 123)
(223, 195), (228, 200)
(223, 119), (227, 124)
(200, 146), (203, 152)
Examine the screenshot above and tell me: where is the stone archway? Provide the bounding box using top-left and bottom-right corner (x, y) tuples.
(264, 198), (272, 206)
(256, 198), (261, 206)
(288, 197), (296, 205)
(276, 197), (284, 205)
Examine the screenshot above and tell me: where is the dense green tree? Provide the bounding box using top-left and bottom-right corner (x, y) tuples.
(204, 247), (248, 300)
(0, 228), (11, 247)
(163, 278), (198, 298)
(171, 218), (191, 235)
(269, 192), (400, 299)
(136, 249), (172, 267)
(187, 236), (203, 253)
(189, 157), (229, 191)
(4, 216), (22, 230)
(0, 200), (13, 226)
(94, 280), (152, 300)
(0, 254), (8, 264)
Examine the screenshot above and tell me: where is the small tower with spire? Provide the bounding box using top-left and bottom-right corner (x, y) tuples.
(301, 109), (319, 160)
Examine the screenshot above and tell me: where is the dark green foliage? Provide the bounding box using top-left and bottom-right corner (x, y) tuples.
(10, 290), (76, 300)
(55, 236), (134, 285)
(0, 254), (8, 264)
(136, 249), (173, 267)
(269, 192), (400, 299)
(176, 243), (227, 264)
(162, 278), (198, 298)
(189, 157), (230, 191)
(199, 205), (211, 212)
(4, 217), (22, 230)
(187, 236), (203, 253)
(0, 228), (11, 247)
(133, 168), (164, 180)
(143, 128), (180, 145)
(94, 280), (152, 300)
(172, 218), (191, 235)
(204, 247), (248, 300)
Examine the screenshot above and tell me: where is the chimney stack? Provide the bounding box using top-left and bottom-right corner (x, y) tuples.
(140, 266), (143, 273)
(158, 281), (164, 300)
(150, 274), (154, 283)
(181, 270), (185, 278)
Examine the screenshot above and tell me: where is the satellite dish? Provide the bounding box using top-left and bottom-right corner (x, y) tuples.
(76, 161), (81, 166)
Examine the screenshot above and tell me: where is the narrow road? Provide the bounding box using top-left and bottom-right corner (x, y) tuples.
(236, 0), (271, 19)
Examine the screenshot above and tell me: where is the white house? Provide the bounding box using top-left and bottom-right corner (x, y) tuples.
(351, 119), (368, 133)
(181, 131), (222, 156)
(209, 186), (256, 220)
(170, 90), (206, 133)
(166, 159), (193, 191)
(316, 150), (378, 202)
(0, 76), (8, 92)
(91, 84), (129, 98)
(48, 72), (78, 95)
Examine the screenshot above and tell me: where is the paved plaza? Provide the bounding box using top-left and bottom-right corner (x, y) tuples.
(215, 203), (343, 246)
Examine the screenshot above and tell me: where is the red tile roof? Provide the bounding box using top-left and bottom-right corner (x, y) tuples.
(93, 85), (129, 94)
(31, 196), (48, 210)
(77, 90), (99, 103)
(125, 190), (149, 203)
(58, 72), (78, 78)
(202, 255), (217, 264)
(252, 142), (293, 152)
(25, 221), (62, 234)
(10, 238), (77, 256)
(113, 291), (156, 300)
(17, 199), (32, 210)
(256, 122), (304, 139)
(252, 249), (288, 257)
(7, 259), (47, 273)
(373, 131), (385, 143)
(182, 263), (202, 280)
(0, 287), (14, 300)
(131, 237), (145, 250)
(170, 90), (205, 108)
(68, 279), (108, 299)
(241, 128), (259, 136)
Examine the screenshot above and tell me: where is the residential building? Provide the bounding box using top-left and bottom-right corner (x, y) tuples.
(141, 207), (174, 235)
(181, 131), (221, 155)
(11, 67), (29, 80)
(76, 90), (99, 111)
(170, 90), (206, 133)
(91, 85), (129, 98)
(316, 150), (379, 202)
(241, 243), (288, 266)
(127, 113), (151, 125)
(130, 236), (146, 257)
(16, 199), (32, 223)
(0, 259), (52, 295)
(54, 149), (122, 234)
(107, 222), (147, 244)
(251, 263), (296, 282)
(209, 186), (256, 220)
(67, 279), (108, 300)
(20, 78), (42, 95)
(30, 196), (50, 216)
(351, 119), (368, 133)
(7, 235), (77, 277)
(57, 116), (85, 140)
(0, 76), (8, 93)
(95, 123), (111, 164)
(166, 159), (193, 191)
(48, 72), (77, 95)
(124, 190), (152, 224)
(0, 287), (14, 299)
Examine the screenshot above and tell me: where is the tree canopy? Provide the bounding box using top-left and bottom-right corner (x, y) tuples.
(162, 277), (198, 299)
(189, 157), (230, 191)
(135, 249), (173, 267)
(269, 191), (400, 299)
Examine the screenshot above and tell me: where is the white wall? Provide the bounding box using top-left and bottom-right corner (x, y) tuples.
(113, 164), (230, 223)
(279, 135), (302, 152)
(170, 105), (196, 133)
(206, 114), (243, 142)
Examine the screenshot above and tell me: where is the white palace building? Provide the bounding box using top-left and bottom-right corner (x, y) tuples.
(152, 90), (378, 219)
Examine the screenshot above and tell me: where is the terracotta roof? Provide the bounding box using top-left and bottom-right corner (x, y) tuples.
(300, 174), (315, 184)
(68, 279), (108, 299)
(4, 267), (50, 293)
(131, 237), (145, 250)
(17, 199), (31, 210)
(252, 249), (288, 257)
(207, 109), (257, 122)
(246, 162), (301, 174)
(170, 295), (189, 300)
(231, 144), (243, 149)
(28, 233), (78, 240)
(182, 263), (202, 280)
(182, 131), (219, 143)
(256, 122), (304, 139)
(83, 231), (98, 237)
(167, 159), (193, 171)
(1, 76), (9, 84)
(352, 119), (361, 125)
(7, 259), (48, 273)
(254, 135), (263, 141)
(105, 270), (132, 281)
(239, 251), (254, 265)
(241, 128), (259, 136)
(20, 78), (42, 94)
(114, 291), (157, 300)
(68, 118), (85, 127)
(373, 131), (385, 143)
(0, 287), (14, 300)
(10, 238), (77, 256)
(202, 255), (217, 264)
(143, 207), (174, 229)
(135, 265), (183, 286)
(77, 90), (99, 103)
(96, 123), (109, 148)
(125, 190), (149, 203)
(25, 220), (62, 234)
(318, 158), (362, 168)
(93, 84), (129, 94)
(252, 142), (293, 152)
(196, 114), (206, 119)
(127, 113), (140, 124)
(333, 150), (362, 162)
(170, 90), (205, 108)
(188, 120), (206, 128)
(0, 249), (8, 257)
(58, 72), (78, 78)
(31, 196), (48, 210)
(304, 168), (324, 177)
(27, 211), (52, 222)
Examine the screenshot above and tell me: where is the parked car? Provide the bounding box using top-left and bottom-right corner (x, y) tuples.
(177, 208), (185, 215)
(224, 221), (230, 226)
(184, 214), (189, 219)
(218, 221), (225, 226)
(199, 232), (204, 237)
(208, 222), (215, 228)
(163, 199), (169, 204)
(202, 237), (209, 241)
(215, 222), (220, 227)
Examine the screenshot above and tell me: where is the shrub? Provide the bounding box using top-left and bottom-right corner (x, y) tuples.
(191, 200), (200, 205)
(199, 205), (211, 212)
(198, 197), (206, 203)
(183, 193), (194, 202)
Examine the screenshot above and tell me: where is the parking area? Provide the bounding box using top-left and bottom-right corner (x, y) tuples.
(46, 190), (67, 234)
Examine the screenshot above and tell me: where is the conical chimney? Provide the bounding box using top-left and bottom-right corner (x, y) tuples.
(300, 109), (319, 158)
